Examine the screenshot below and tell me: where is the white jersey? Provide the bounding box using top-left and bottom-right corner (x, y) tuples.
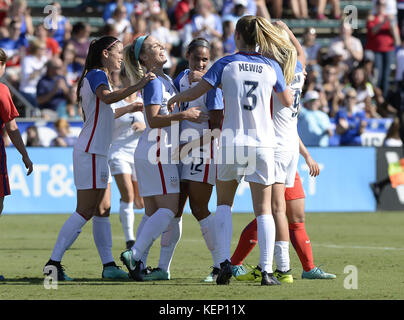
(272, 60), (305, 152)
(75, 69), (114, 156)
(173, 69), (224, 140)
(109, 94), (145, 163)
(203, 52), (287, 148)
(135, 74), (178, 163)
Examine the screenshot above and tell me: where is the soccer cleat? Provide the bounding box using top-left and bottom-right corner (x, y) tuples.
(142, 267), (170, 281)
(216, 260), (233, 285)
(43, 260), (74, 281)
(232, 264), (248, 278)
(261, 271), (282, 286)
(302, 266), (336, 279)
(102, 265), (129, 280)
(235, 265), (262, 282)
(273, 269), (294, 284)
(203, 267), (220, 283)
(0, 275), (4, 281)
(126, 240), (135, 250)
(120, 250), (143, 281)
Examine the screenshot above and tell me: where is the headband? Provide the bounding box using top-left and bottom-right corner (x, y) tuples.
(105, 39), (119, 50)
(133, 35), (149, 60)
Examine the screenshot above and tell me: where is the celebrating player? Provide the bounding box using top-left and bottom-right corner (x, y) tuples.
(168, 15), (297, 286)
(0, 48), (33, 281)
(43, 36), (155, 281)
(120, 35), (209, 281)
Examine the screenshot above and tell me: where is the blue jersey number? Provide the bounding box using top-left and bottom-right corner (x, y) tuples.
(291, 89), (301, 118)
(243, 81), (258, 111)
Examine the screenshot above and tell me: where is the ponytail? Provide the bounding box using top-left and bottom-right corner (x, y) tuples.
(123, 35), (149, 85)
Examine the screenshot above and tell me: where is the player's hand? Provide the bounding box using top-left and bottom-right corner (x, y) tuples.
(132, 121), (146, 132)
(305, 155), (320, 177)
(139, 71), (156, 88)
(167, 96), (177, 112)
(128, 102), (144, 113)
(183, 107), (209, 123)
(22, 155), (33, 176)
(188, 70), (205, 85)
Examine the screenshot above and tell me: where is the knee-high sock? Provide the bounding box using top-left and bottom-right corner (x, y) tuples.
(133, 214), (151, 269)
(231, 218), (258, 266)
(199, 213), (220, 268)
(158, 217), (182, 272)
(214, 205), (233, 263)
(289, 222), (315, 272)
(131, 208), (174, 261)
(50, 212), (87, 261)
(274, 241), (290, 272)
(93, 216), (114, 265)
(119, 200), (135, 242)
(256, 214), (276, 273)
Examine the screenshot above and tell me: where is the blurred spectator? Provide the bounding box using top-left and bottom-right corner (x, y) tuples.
(383, 116), (403, 146)
(335, 88), (367, 146)
(129, 14), (148, 42)
(222, 0), (249, 24)
(51, 118), (77, 147)
(46, 2), (72, 48)
(61, 41), (83, 87)
(329, 22), (363, 68)
(191, 0), (223, 42)
(174, 0), (194, 31)
(362, 50), (379, 88)
(37, 58), (76, 119)
(25, 125), (42, 147)
(398, 0), (404, 37)
(103, 23), (121, 39)
(134, 0), (161, 18)
(0, 19), (28, 83)
(222, 19), (236, 54)
(325, 45), (347, 82)
(301, 27), (321, 68)
(107, 4), (132, 41)
(322, 65), (344, 117)
(103, 0), (133, 21)
(68, 22), (91, 68)
(345, 66), (378, 118)
(19, 39), (48, 111)
(150, 12), (176, 76)
(4, 0), (33, 36)
(395, 42), (404, 83)
(209, 38), (224, 67)
(0, 0), (11, 36)
(290, 0), (308, 18)
(316, 0), (341, 20)
(34, 24), (60, 58)
(222, 0), (257, 16)
(365, 0), (401, 97)
(267, 0), (282, 19)
(298, 90), (333, 147)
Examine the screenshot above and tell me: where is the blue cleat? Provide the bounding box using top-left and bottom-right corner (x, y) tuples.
(120, 250), (143, 281)
(102, 265), (129, 279)
(232, 264), (248, 278)
(143, 267), (170, 281)
(302, 266), (336, 279)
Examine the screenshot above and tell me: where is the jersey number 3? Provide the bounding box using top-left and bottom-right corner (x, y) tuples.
(243, 81), (259, 111)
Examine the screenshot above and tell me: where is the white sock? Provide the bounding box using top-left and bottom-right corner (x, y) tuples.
(274, 241), (290, 272)
(256, 214), (276, 273)
(119, 200), (135, 242)
(92, 216), (115, 265)
(199, 214), (220, 268)
(158, 217), (182, 272)
(214, 205), (232, 264)
(131, 208), (175, 261)
(135, 215), (151, 269)
(50, 212), (87, 261)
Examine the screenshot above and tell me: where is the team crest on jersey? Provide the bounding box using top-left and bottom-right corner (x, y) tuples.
(170, 176), (178, 185)
(100, 171), (109, 184)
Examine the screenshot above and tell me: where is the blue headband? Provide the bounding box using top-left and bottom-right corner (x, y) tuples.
(133, 35), (148, 61)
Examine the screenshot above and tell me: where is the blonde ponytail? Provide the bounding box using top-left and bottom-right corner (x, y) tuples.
(254, 17), (297, 85)
(123, 44), (144, 85)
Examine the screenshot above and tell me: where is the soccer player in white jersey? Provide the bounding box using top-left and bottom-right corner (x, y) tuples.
(140, 38), (225, 281)
(43, 36), (155, 281)
(168, 15), (297, 286)
(109, 66), (146, 250)
(120, 35), (209, 281)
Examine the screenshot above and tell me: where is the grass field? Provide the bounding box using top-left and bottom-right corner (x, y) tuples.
(0, 212), (403, 300)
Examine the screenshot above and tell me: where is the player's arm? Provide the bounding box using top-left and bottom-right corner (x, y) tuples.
(96, 72), (156, 105)
(276, 86), (294, 107)
(146, 105), (208, 129)
(274, 20), (306, 67)
(168, 79), (213, 111)
(299, 136), (319, 177)
(5, 120), (33, 176)
(114, 102), (143, 119)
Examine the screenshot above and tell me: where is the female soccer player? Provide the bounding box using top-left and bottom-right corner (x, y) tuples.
(109, 66), (146, 250)
(120, 35), (209, 281)
(140, 38), (224, 281)
(44, 36), (155, 281)
(0, 48), (33, 281)
(168, 15), (297, 286)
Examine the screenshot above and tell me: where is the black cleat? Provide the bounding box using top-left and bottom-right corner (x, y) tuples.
(370, 183), (381, 204)
(120, 250), (144, 281)
(126, 240), (135, 250)
(43, 260), (74, 281)
(216, 260), (233, 285)
(261, 271), (281, 286)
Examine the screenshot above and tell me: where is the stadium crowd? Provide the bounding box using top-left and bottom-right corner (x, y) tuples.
(0, 0), (403, 147)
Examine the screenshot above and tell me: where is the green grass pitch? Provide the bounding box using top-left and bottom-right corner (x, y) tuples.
(0, 212), (403, 300)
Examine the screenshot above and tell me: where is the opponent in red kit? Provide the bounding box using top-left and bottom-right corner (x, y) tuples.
(0, 47), (34, 281)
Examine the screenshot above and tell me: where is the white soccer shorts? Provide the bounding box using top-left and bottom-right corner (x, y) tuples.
(108, 157), (137, 181)
(274, 150), (299, 188)
(217, 146), (275, 186)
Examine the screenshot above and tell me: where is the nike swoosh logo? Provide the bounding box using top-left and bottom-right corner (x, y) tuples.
(305, 240), (311, 244)
(190, 172), (199, 175)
